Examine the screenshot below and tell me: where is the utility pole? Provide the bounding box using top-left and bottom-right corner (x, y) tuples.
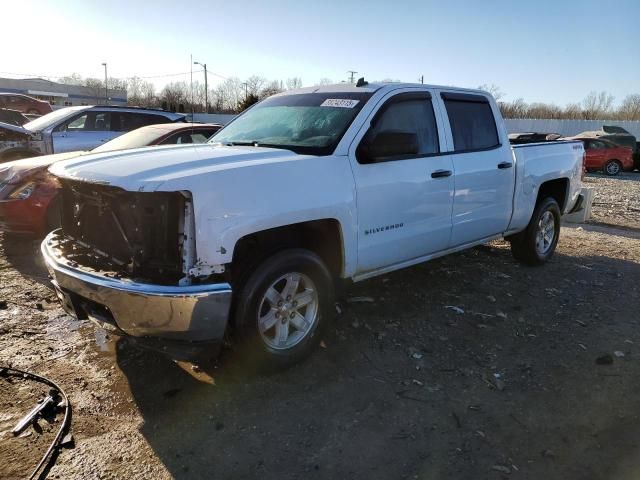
(101, 63), (108, 104)
(419, 75), (424, 84)
(347, 70), (357, 84)
(193, 60), (208, 113)
(241, 82), (248, 100)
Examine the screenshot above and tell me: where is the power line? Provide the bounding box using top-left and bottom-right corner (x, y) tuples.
(0, 69), (229, 81)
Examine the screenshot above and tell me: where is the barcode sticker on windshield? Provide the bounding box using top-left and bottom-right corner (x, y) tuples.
(320, 99), (360, 108)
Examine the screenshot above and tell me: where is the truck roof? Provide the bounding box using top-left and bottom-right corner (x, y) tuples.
(280, 81), (491, 97)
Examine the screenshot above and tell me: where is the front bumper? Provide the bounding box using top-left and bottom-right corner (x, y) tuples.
(41, 230), (233, 361)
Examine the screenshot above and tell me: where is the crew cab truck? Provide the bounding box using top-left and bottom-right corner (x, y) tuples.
(42, 82), (585, 368)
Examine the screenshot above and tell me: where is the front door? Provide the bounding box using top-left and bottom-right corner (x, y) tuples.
(438, 92), (515, 246)
(349, 90), (454, 274)
(53, 111), (118, 153)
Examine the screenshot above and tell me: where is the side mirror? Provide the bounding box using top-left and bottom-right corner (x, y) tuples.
(358, 130), (419, 163)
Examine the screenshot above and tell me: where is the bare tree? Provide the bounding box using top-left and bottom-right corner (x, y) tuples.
(245, 76), (267, 97)
(84, 78), (105, 104)
(317, 78), (333, 86)
(478, 83), (505, 101)
(213, 77), (244, 112)
(260, 80), (283, 99)
(285, 77), (302, 90)
(57, 73), (84, 86)
(619, 94), (640, 121)
(140, 82), (156, 107)
(582, 91), (614, 120)
(159, 81), (189, 111)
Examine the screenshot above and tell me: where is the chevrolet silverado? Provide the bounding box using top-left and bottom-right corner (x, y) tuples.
(41, 81), (585, 368)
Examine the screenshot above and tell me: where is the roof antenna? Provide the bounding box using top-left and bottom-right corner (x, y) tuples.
(355, 77), (368, 87)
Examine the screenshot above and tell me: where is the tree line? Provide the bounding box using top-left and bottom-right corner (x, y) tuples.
(57, 75), (640, 120)
(57, 73), (307, 113)
(480, 84), (640, 121)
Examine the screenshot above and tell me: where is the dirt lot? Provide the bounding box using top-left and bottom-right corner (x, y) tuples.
(1, 174), (639, 480)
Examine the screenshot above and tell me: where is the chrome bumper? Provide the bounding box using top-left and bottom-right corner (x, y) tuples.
(41, 230), (232, 345)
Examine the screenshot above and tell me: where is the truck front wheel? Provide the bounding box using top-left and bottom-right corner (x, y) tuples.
(510, 197), (561, 266)
(233, 248), (334, 369)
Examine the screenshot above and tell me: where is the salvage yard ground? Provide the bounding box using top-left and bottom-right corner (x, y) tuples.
(1, 174), (639, 480)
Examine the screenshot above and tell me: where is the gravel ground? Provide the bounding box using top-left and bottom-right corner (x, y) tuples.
(1, 177), (639, 479)
(586, 172), (640, 230)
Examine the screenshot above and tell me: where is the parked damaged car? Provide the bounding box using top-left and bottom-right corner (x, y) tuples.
(0, 93), (53, 116)
(0, 106), (186, 163)
(0, 108), (30, 126)
(0, 123), (221, 235)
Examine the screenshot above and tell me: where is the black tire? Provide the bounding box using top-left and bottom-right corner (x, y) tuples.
(233, 248), (334, 370)
(510, 197), (561, 266)
(604, 159), (622, 176)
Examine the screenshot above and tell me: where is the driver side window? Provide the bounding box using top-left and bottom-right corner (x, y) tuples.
(357, 93), (439, 164)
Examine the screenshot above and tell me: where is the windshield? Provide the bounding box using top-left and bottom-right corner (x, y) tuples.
(23, 107), (86, 132)
(210, 92), (373, 155)
(91, 125), (171, 153)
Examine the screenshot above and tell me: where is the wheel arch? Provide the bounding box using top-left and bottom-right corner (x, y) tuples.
(536, 177), (569, 211)
(231, 219), (346, 285)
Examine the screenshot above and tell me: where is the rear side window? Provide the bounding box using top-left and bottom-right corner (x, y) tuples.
(442, 93), (499, 152)
(160, 128), (219, 145)
(112, 112), (173, 132)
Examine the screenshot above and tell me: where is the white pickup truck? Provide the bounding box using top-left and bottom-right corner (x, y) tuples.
(42, 81), (585, 367)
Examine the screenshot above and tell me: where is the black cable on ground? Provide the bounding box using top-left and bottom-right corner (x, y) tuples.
(1, 366), (72, 480)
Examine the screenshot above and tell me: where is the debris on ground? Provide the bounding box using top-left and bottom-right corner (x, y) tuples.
(1, 176), (639, 479)
(596, 354), (614, 365)
(444, 305), (465, 314)
(347, 296), (375, 304)
(492, 464), (511, 474)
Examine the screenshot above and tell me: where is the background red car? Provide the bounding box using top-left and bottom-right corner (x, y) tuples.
(578, 138), (634, 176)
(0, 93), (53, 116)
(0, 122), (221, 235)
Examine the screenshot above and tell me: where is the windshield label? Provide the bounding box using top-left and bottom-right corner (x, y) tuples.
(320, 99), (360, 108)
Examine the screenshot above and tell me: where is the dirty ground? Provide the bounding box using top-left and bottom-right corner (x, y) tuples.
(1, 173), (640, 480)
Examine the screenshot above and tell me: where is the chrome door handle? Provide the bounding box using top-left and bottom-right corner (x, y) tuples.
(431, 169), (452, 178)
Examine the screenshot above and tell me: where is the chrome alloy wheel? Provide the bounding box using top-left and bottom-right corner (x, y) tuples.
(257, 272), (319, 350)
(535, 210), (556, 255)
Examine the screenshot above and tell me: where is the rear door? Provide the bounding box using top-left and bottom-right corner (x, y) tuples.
(436, 92), (515, 246)
(348, 89), (454, 274)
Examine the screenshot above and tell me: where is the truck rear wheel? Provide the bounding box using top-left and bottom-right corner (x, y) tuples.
(233, 248), (334, 370)
(510, 197), (561, 266)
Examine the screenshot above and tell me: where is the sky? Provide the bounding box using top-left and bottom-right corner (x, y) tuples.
(2, 0), (638, 106)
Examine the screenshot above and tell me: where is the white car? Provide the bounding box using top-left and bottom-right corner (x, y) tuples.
(42, 81), (585, 368)
(0, 106), (185, 162)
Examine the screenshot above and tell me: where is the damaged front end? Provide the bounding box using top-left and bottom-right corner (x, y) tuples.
(58, 179), (187, 284)
(41, 178), (233, 362)
(0, 122), (44, 162)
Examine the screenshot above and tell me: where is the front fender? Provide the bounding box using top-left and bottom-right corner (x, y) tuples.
(182, 155), (358, 278)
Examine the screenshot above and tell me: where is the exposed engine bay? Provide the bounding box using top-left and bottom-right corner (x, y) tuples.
(57, 179), (187, 284)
